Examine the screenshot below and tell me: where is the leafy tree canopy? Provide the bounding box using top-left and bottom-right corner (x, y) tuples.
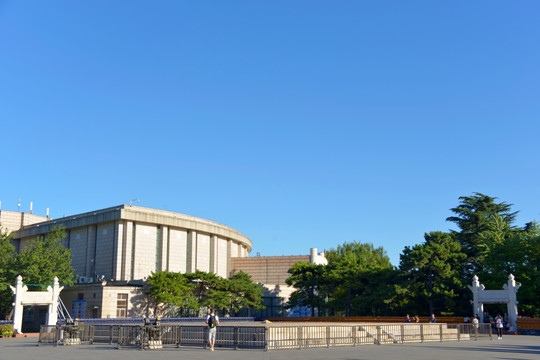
(10, 226), (75, 289)
(147, 270), (264, 317)
(0, 228), (15, 319)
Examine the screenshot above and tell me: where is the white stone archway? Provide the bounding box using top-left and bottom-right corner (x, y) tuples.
(9, 275), (63, 334)
(468, 274), (520, 331)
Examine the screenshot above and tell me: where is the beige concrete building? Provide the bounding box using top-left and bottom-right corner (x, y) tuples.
(11, 205), (251, 281)
(3, 205), (324, 321)
(230, 248), (327, 317)
(4, 205), (251, 320)
(0, 210), (48, 234)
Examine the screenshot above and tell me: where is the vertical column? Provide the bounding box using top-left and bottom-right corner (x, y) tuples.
(46, 277), (63, 326)
(468, 275), (484, 318)
(128, 222), (136, 281)
(113, 221), (124, 281)
(10, 275), (25, 334)
(209, 235), (217, 273)
(161, 226), (169, 272)
(506, 274), (521, 332)
(121, 221), (133, 281)
(227, 239), (232, 277)
(186, 230), (197, 273)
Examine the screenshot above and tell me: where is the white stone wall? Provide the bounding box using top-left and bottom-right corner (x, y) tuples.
(132, 224), (157, 279)
(168, 228), (187, 272)
(217, 238), (228, 277)
(159, 226), (168, 272)
(231, 242), (239, 258)
(0, 211), (47, 233)
(114, 222), (125, 281)
(196, 233), (210, 272)
(101, 286), (147, 318)
(121, 221), (134, 281)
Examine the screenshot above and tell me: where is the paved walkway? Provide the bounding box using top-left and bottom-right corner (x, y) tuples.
(1, 335), (539, 360)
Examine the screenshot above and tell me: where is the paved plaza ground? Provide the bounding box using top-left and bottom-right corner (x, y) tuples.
(1, 335), (539, 360)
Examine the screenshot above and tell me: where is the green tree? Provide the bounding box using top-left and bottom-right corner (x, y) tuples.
(446, 192), (518, 276)
(0, 228), (15, 319)
(325, 242), (394, 316)
(285, 262), (328, 316)
(399, 231), (466, 315)
(146, 271), (198, 316)
(226, 271), (264, 315)
(477, 220), (540, 316)
(10, 226), (75, 289)
(147, 270), (264, 317)
(184, 271), (230, 314)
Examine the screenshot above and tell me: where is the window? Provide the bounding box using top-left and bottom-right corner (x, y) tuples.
(116, 294), (128, 318)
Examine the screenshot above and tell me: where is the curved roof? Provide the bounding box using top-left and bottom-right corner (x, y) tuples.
(13, 205), (252, 252)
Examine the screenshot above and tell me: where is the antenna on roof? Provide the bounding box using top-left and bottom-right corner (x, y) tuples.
(130, 199), (140, 206)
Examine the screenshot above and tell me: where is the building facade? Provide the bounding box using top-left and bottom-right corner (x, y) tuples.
(3, 205), (324, 322)
(230, 248), (327, 317)
(4, 205), (252, 322)
(11, 205), (251, 281)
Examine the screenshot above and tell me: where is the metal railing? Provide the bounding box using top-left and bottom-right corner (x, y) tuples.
(39, 322), (491, 350)
(447, 323), (493, 341)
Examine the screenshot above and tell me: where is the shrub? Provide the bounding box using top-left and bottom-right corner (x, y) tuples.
(0, 324), (14, 338)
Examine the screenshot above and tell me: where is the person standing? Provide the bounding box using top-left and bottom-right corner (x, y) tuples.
(206, 309), (220, 351)
(495, 314), (504, 339)
(429, 314), (437, 323)
(472, 315), (480, 338)
(472, 315), (479, 328)
(405, 314), (411, 323)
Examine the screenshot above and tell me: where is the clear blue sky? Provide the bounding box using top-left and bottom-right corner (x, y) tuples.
(1, 1), (539, 266)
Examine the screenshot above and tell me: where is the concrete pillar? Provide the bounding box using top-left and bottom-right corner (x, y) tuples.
(161, 226), (169, 271)
(209, 235), (218, 273)
(46, 277), (62, 326)
(187, 230), (197, 272)
(113, 222), (124, 281)
(468, 275), (484, 318)
(10, 275), (24, 334)
(505, 274), (521, 332)
(227, 239), (232, 277)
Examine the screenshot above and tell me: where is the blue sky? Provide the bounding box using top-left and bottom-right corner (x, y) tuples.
(1, 1), (539, 266)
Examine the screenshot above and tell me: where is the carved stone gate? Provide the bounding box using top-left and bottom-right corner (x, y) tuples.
(468, 274), (520, 331)
(10, 275), (63, 334)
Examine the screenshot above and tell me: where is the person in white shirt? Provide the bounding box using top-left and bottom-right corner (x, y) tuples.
(206, 308), (220, 351)
(495, 314), (504, 339)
